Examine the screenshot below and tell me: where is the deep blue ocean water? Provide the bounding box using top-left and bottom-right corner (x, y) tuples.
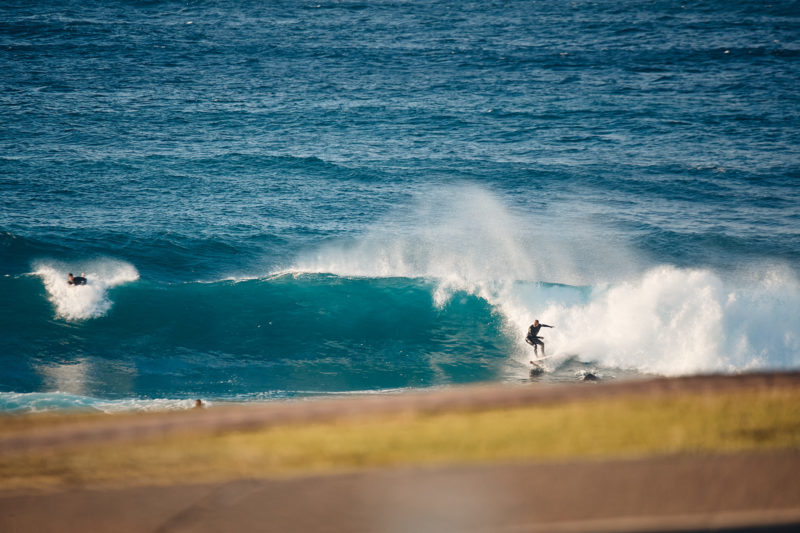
(1, 0), (799, 412)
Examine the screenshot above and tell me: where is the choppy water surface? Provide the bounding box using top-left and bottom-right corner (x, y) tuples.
(2, 0), (799, 411)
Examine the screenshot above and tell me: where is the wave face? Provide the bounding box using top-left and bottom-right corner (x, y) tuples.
(292, 187), (800, 378)
(0, 273), (513, 406)
(2, 187), (797, 413)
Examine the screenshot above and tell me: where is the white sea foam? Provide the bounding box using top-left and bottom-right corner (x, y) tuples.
(34, 258), (139, 320)
(503, 265), (800, 376)
(0, 392), (204, 413)
(291, 184), (800, 376)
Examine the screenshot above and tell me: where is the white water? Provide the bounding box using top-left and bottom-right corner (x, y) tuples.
(0, 391), (201, 413)
(294, 184), (800, 376)
(34, 258), (139, 320)
(508, 265), (800, 376)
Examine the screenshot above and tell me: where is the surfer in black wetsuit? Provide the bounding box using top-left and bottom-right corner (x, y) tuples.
(67, 273), (87, 286)
(526, 319), (553, 357)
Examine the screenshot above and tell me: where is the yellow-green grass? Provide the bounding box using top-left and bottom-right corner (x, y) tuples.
(2, 387), (799, 491)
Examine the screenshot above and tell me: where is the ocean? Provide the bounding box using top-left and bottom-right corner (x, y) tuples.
(1, 0), (799, 412)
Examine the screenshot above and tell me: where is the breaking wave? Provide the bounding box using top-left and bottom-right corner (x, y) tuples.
(33, 258), (139, 320)
(290, 185), (800, 377)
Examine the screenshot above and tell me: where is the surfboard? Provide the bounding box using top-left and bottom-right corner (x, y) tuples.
(529, 355), (556, 365)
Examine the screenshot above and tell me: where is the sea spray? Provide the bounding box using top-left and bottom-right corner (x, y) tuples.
(295, 185), (537, 282)
(292, 184), (640, 295)
(288, 185), (800, 377)
(34, 259), (139, 320)
(530, 266), (800, 376)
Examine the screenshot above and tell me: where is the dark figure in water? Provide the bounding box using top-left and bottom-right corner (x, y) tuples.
(525, 319), (553, 356)
(67, 273), (87, 286)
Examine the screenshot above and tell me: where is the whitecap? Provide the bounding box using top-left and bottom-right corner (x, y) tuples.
(33, 258), (139, 320)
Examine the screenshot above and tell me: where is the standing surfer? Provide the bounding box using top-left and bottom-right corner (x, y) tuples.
(526, 319), (553, 357)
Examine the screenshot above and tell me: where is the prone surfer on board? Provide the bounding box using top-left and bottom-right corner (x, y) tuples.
(67, 272), (87, 286)
(525, 319), (553, 357)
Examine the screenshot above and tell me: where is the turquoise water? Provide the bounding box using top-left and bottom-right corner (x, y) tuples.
(2, 0), (799, 411)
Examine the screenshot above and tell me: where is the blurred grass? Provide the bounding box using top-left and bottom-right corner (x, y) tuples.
(1, 387), (799, 490)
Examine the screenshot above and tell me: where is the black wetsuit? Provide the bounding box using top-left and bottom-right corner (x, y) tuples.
(68, 276), (87, 286)
(525, 323), (552, 346)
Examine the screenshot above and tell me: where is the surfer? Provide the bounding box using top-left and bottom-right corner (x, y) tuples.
(67, 273), (87, 286)
(526, 319), (553, 357)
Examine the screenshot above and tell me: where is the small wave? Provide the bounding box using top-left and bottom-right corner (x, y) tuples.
(0, 391), (203, 414)
(33, 258), (139, 320)
(0, 388), (411, 413)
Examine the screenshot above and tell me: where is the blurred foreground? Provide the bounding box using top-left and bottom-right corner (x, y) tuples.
(1, 373), (799, 532)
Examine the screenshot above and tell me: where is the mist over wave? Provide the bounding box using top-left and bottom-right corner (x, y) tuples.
(291, 185), (800, 377)
(294, 185), (641, 292)
(33, 259), (139, 320)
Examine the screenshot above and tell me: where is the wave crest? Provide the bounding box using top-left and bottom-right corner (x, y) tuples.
(34, 258), (139, 320)
(288, 185), (800, 377)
